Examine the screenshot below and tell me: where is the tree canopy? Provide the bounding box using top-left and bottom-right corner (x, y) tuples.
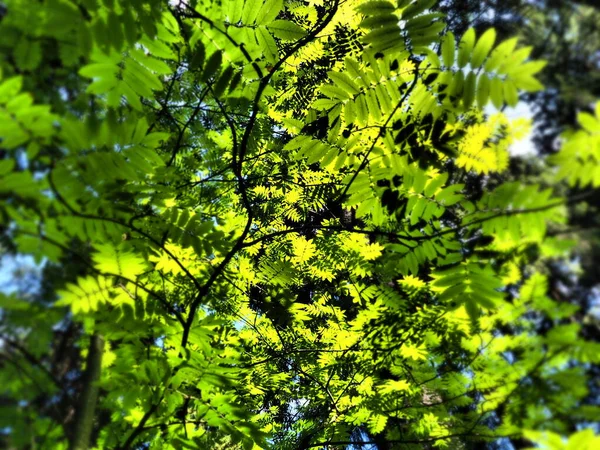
(0, 0), (599, 449)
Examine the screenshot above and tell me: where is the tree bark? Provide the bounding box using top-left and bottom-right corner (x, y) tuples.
(69, 333), (104, 450)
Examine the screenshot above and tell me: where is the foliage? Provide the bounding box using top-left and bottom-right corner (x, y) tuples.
(437, 0), (600, 153)
(0, 0), (599, 449)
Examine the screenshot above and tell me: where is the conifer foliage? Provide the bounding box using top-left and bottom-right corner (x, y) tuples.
(0, 0), (599, 449)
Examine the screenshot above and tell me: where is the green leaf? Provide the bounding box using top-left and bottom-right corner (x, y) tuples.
(79, 63), (119, 79)
(255, 0), (282, 25)
(363, 25), (402, 50)
(227, 0), (245, 24)
(463, 71), (476, 109)
(120, 81), (143, 110)
(503, 79), (519, 106)
(131, 50), (172, 75)
(122, 8), (138, 45)
(256, 27), (279, 64)
(356, 1), (396, 15)
(566, 429), (597, 450)
(425, 173), (448, 197)
(503, 46), (533, 74)
(490, 77), (503, 108)
(578, 112), (600, 133)
(126, 58), (163, 91)
(513, 74), (544, 92)
(190, 41), (206, 71)
(214, 66), (236, 97)
(0, 159), (15, 176)
(14, 39), (42, 71)
(360, 14), (398, 29)
(107, 11), (125, 50)
(123, 70), (154, 98)
(484, 37), (518, 72)
(471, 28), (496, 68)
(476, 73), (490, 108)
(56, 276), (113, 314)
(0, 77), (23, 103)
(92, 244), (147, 279)
(328, 71), (360, 95)
(401, 0), (437, 20)
(441, 32), (455, 68)
(457, 28), (475, 68)
(321, 84), (352, 101)
(449, 70), (464, 97)
(518, 60), (547, 77)
(368, 414), (388, 434)
(202, 50), (223, 82)
(267, 20), (307, 40)
(242, 0), (262, 24)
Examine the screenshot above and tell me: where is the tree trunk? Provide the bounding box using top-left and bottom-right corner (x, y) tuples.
(69, 333), (104, 450)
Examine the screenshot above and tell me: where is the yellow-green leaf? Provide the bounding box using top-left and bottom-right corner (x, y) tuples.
(457, 28), (475, 68)
(471, 28), (496, 68)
